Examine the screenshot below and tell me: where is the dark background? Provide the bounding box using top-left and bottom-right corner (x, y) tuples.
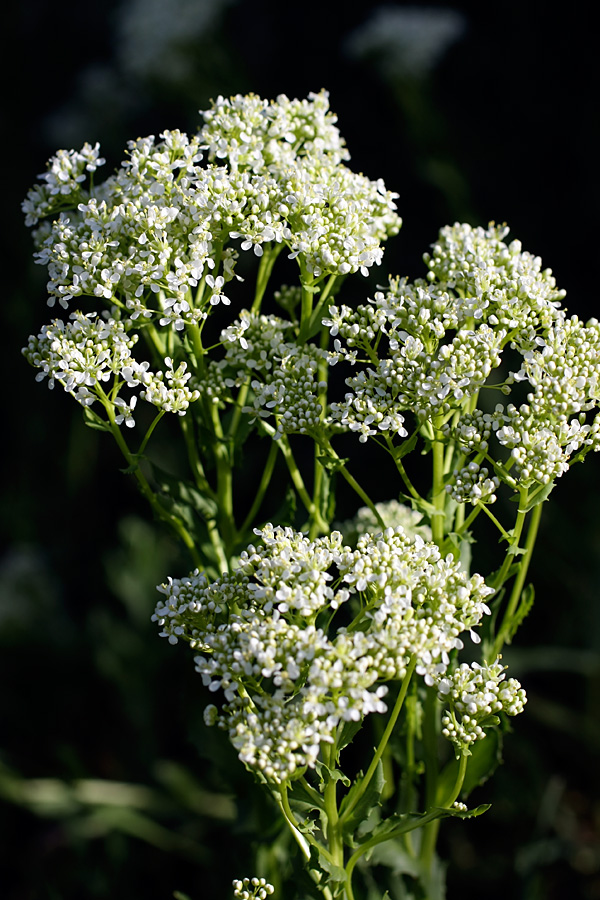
(2, 1), (600, 898)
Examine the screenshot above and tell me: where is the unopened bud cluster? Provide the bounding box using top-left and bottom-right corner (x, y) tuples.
(232, 877), (274, 900)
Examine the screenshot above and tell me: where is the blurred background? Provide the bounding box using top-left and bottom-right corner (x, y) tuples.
(2, 1), (600, 897)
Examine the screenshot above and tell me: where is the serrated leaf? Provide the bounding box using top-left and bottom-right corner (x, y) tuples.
(365, 802), (491, 844)
(510, 481), (555, 511)
(340, 760), (385, 841)
(393, 430), (419, 462)
(154, 466), (218, 523)
(288, 779), (325, 812)
(315, 761), (350, 789)
(337, 719), (363, 753)
(317, 449), (350, 475)
(318, 851), (346, 890)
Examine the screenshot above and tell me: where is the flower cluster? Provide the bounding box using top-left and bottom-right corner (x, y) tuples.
(153, 523), (494, 782)
(22, 312), (198, 424)
(439, 659), (526, 749)
(24, 91), (400, 323)
(326, 222), (600, 491)
(446, 462), (499, 505)
(198, 310), (328, 437)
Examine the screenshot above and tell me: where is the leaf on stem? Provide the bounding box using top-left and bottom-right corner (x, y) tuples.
(339, 760), (385, 843)
(509, 481), (555, 512)
(391, 429), (419, 462)
(337, 719), (364, 754)
(82, 407), (111, 432)
(317, 448), (350, 475)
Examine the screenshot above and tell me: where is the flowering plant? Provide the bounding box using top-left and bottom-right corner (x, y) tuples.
(22, 89), (600, 899)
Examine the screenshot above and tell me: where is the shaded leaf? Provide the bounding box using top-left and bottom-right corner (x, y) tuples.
(340, 760), (385, 842)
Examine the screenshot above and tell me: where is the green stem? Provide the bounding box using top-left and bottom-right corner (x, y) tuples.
(260, 425), (329, 533)
(316, 437), (386, 531)
(491, 499), (543, 659)
(238, 440), (278, 537)
(277, 784), (312, 862)
(137, 409), (166, 457)
(306, 273), (339, 336)
(384, 435), (425, 505)
(419, 686), (440, 877)
(103, 399), (201, 567)
(323, 744), (344, 869)
(474, 500), (512, 542)
(431, 423), (447, 546)
(341, 657), (417, 825)
(209, 403), (236, 562)
(419, 751), (469, 878)
(251, 244), (281, 313)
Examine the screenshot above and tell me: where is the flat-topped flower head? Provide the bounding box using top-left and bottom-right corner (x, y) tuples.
(24, 90), (400, 324)
(154, 523), (493, 781)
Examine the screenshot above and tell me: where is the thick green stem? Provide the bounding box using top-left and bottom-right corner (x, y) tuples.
(251, 244), (281, 313)
(323, 744), (344, 869)
(431, 424), (447, 546)
(209, 403), (236, 562)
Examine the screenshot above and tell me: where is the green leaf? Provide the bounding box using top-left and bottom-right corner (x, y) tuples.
(365, 802), (490, 844)
(317, 851), (346, 896)
(337, 719), (363, 753)
(314, 761), (350, 789)
(154, 467), (218, 524)
(288, 779), (325, 813)
(436, 802), (491, 819)
(301, 282), (321, 295)
(509, 481), (555, 511)
(82, 407), (111, 432)
(317, 449), (349, 475)
(339, 760), (385, 842)
(392, 429), (419, 462)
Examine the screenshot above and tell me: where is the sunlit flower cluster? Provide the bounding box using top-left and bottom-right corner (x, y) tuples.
(24, 90), (400, 323)
(153, 523), (494, 781)
(326, 222), (600, 491)
(22, 312), (198, 423)
(205, 310), (328, 437)
(439, 659), (526, 749)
